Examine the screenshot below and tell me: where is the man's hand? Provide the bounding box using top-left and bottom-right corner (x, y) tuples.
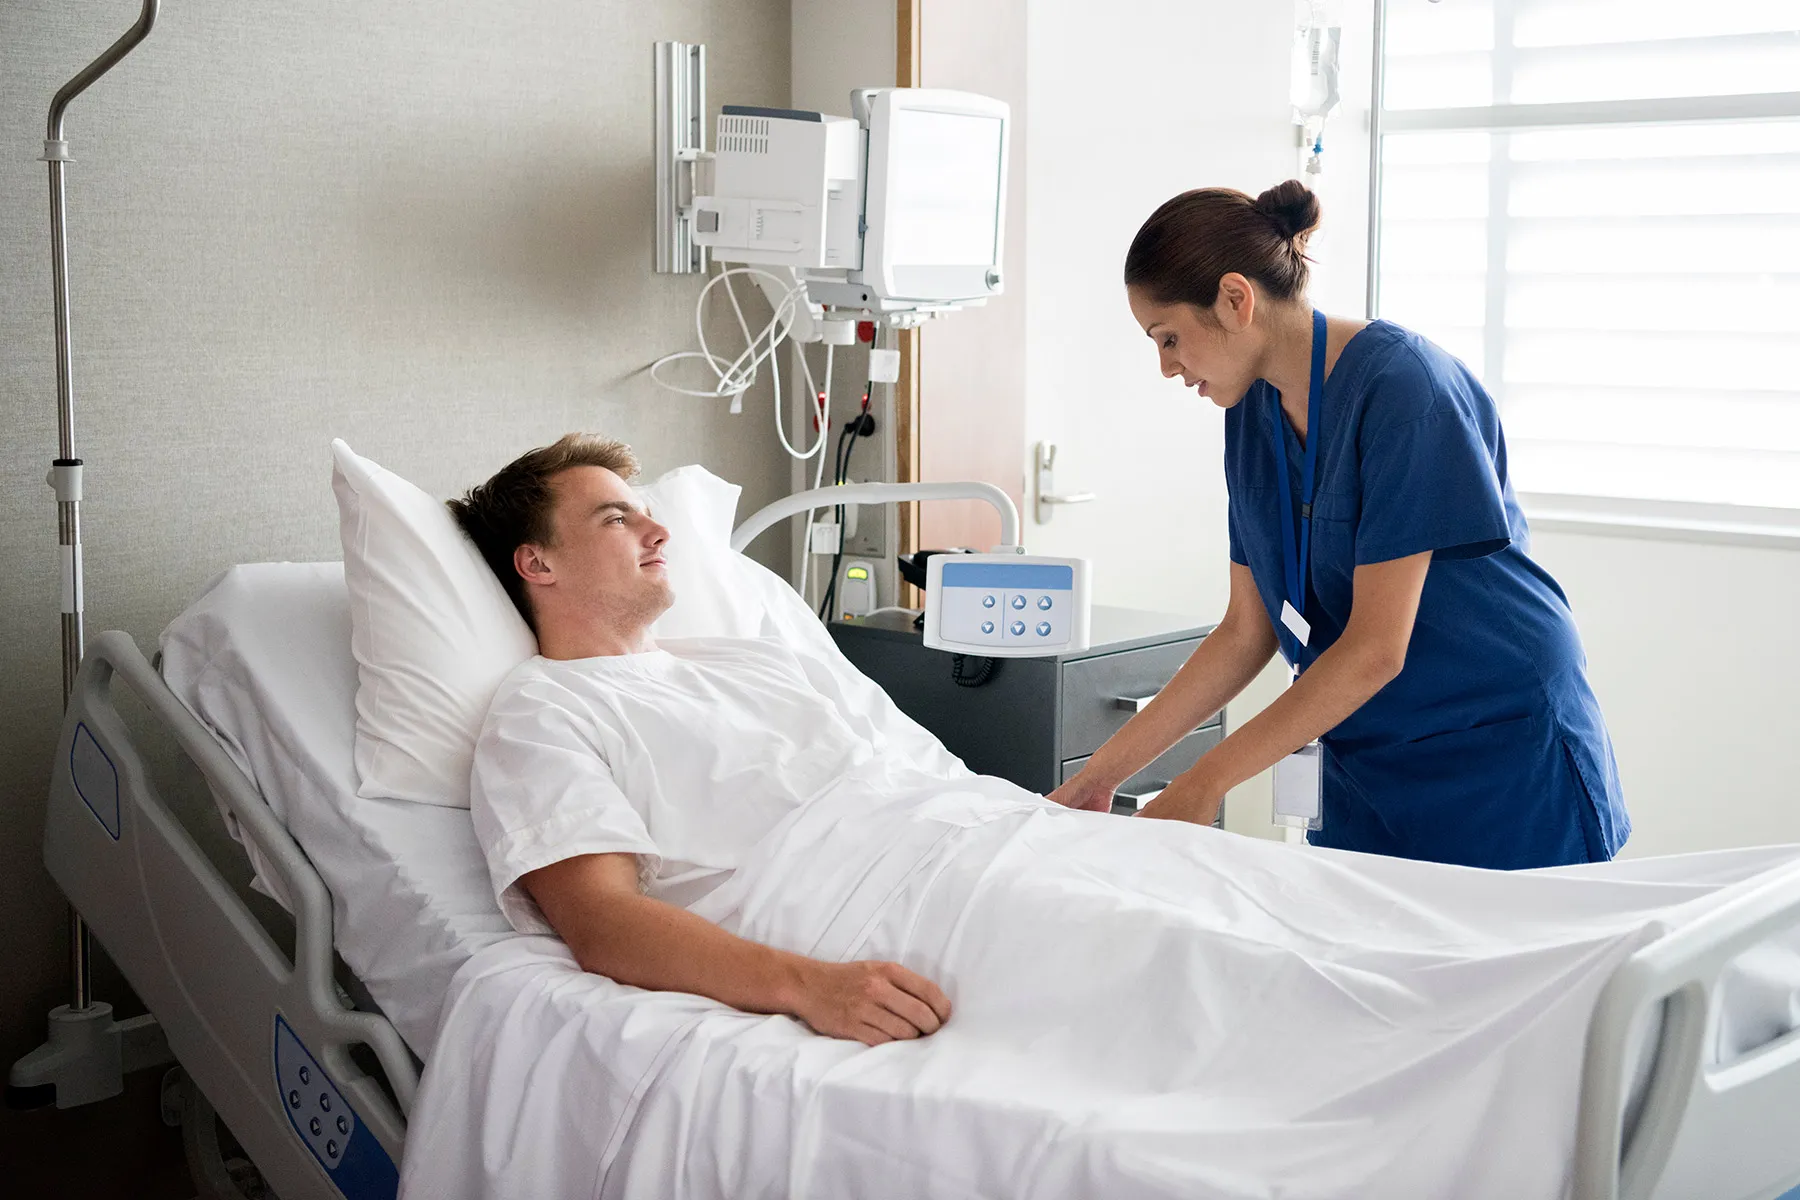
(1046, 772), (1116, 813)
(1134, 769), (1226, 826)
(790, 959), (952, 1046)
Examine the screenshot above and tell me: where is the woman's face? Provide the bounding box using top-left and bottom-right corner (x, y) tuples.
(1127, 276), (1264, 408)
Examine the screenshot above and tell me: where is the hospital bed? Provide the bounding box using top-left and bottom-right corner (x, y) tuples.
(41, 543), (1800, 1200)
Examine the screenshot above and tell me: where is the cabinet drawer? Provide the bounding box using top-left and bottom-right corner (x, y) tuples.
(1060, 723), (1224, 808)
(1060, 638), (1205, 761)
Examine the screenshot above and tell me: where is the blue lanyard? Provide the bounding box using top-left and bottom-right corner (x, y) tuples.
(1269, 309), (1329, 662)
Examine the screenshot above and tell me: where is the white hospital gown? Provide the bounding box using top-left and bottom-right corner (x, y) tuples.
(471, 637), (946, 933)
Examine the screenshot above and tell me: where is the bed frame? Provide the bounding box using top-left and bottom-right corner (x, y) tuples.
(41, 631), (412, 1200)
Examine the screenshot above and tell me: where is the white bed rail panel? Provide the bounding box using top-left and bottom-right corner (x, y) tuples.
(45, 630), (411, 1200)
(1575, 861), (1800, 1200)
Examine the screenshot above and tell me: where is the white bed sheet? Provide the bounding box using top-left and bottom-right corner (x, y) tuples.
(154, 561), (1800, 1197)
(399, 773), (1800, 1200)
(160, 562), (515, 1055)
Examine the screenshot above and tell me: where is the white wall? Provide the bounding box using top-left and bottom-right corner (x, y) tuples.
(1023, 0), (1309, 836)
(1529, 532), (1800, 856)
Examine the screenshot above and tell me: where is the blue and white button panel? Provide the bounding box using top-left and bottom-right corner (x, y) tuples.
(273, 1015), (398, 1199)
(924, 554), (1092, 657)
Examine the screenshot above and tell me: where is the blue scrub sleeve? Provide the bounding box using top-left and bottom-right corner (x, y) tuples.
(1355, 408), (1513, 565)
(1227, 491), (1249, 565)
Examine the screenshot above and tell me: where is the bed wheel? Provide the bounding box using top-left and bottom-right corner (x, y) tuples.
(165, 1068), (278, 1200)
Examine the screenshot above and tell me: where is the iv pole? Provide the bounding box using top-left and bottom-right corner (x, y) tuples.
(43, 0), (160, 1020)
(7, 0), (171, 1117)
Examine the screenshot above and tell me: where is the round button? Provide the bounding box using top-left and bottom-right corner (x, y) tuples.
(1037, 622), (1052, 637)
(1038, 595), (1053, 610)
(309, 1117), (322, 1137)
(287, 1090), (300, 1110)
(326, 1139), (339, 1160)
(337, 1115), (350, 1135)
(980, 621), (995, 635)
(1011, 595), (1027, 610)
(981, 594), (997, 608)
(1010, 621), (1026, 636)
(298, 1066), (311, 1085)
(318, 1093), (332, 1113)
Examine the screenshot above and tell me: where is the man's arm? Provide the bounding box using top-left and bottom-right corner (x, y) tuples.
(523, 852), (952, 1045)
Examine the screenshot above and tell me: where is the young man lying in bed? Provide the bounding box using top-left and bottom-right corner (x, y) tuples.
(450, 434), (958, 1047)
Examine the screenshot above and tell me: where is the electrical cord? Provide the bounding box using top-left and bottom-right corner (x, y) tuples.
(796, 343), (836, 603)
(649, 264), (827, 462)
(817, 391), (874, 621)
(951, 654), (999, 688)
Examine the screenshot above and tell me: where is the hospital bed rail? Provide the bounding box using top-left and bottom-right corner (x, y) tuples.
(44, 630), (412, 1200)
(729, 479), (1021, 554)
(1575, 861), (1800, 1200)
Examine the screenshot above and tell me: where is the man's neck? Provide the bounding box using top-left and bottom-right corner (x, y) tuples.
(535, 622), (658, 661)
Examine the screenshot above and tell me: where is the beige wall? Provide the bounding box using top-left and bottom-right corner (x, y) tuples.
(0, 1), (789, 1190)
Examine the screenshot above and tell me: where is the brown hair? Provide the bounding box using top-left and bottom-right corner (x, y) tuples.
(447, 433), (639, 630)
(1123, 179), (1322, 312)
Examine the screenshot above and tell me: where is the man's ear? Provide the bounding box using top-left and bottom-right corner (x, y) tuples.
(514, 543), (555, 587)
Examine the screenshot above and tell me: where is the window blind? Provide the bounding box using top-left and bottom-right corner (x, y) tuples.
(1374, 0), (1800, 511)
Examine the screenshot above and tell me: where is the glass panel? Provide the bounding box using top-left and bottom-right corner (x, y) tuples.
(1376, 116), (1800, 506)
(1382, 0), (1800, 109)
(1507, 440), (1800, 507)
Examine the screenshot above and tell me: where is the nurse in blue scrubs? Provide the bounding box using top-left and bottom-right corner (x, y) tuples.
(1048, 180), (1630, 869)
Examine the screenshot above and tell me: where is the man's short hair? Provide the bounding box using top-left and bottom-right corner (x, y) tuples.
(447, 433), (639, 631)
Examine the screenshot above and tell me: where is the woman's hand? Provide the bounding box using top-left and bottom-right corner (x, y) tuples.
(1046, 772), (1117, 813)
(1134, 769), (1226, 826)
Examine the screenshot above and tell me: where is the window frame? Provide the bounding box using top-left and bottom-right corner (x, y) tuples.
(1365, 0), (1800, 548)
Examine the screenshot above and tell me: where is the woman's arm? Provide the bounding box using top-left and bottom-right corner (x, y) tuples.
(1137, 550), (1432, 825)
(1048, 561), (1280, 812)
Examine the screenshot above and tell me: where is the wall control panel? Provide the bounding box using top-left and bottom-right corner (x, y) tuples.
(923, 555), (1091, 657)
(273, 1015), (398, 1199)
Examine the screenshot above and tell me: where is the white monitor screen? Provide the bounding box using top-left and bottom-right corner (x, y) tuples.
(884, 109), (1004, 268)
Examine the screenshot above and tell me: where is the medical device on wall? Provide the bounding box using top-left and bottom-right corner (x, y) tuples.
(653, 43), (1008, 321)
(922, 554), (1092, 658)
(1291, 0), (1343, 176)
(689, 88), (1009, 321)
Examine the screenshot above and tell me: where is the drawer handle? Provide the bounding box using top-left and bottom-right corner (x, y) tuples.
(1111, 784), (1166, 813)
(1112, 692), (1160, 712)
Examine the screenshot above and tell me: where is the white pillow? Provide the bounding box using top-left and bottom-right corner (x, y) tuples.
(333, 440), (537, 808)
(332, 443), (769, 808)
(332, 440), (962, 810)
(641, 464), (766, 641)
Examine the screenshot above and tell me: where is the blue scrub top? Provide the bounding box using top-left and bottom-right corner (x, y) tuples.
(1224, 320), (1630, 869)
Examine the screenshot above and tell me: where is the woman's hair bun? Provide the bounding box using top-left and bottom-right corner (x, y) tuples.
(1254, 180), (1323, 244)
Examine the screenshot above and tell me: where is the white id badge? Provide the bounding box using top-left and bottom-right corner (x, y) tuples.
(1272, 741), (1323, 831)
(1279, 600), (1311, 647)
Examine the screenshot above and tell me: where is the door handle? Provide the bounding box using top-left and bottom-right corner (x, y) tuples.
(1112, 692), (1160, 712)
(1034, 442), (1097, 525)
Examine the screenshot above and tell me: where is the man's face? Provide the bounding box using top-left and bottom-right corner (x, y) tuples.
(525, 465), (674, 633)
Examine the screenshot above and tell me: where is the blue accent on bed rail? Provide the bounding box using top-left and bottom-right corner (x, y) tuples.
(70, 722), (120, 840)
(274, 1015), (397, 1200)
